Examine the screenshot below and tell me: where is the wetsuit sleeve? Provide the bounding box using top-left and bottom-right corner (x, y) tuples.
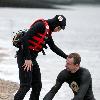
(21, 21), (45, 60)
(72, 70), (91, 100)
(43, 70), (66, 100)
(47, 36), (68, 59)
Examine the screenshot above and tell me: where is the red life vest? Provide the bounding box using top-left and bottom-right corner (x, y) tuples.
(28, 19), (50, 52)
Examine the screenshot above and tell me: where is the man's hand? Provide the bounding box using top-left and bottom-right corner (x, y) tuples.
(22, 60), (33, 71)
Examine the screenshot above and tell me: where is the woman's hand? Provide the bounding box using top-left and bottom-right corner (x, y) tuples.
(22, 60), (33, 71)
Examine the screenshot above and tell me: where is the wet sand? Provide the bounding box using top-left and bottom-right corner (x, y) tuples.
(0, 79), (19, 100)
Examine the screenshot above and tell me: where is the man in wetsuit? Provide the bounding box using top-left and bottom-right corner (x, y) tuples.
(43, 53), (95, 100)
(14, 15), (68, 100)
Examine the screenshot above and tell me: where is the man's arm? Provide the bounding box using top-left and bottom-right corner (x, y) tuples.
(72, 70), (91, 100)
(47, 36), (68, 59)
(43, 81), (62, 100)
(43, 70), (66, 100)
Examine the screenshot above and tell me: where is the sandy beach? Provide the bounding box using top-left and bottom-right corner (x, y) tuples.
(0, 78), (19, 100)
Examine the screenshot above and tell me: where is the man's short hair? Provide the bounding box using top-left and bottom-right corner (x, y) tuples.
(68, 53), (81, 65)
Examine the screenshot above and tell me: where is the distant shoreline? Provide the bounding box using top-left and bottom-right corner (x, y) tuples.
(0, 47), (9, 62)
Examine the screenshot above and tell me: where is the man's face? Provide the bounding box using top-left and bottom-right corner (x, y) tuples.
(65, 57), (78, 72)
(53, 26), (61, 32)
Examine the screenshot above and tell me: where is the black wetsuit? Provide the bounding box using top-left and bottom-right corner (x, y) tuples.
(43, 67), (95, 100)
(14, 20), (67, 100)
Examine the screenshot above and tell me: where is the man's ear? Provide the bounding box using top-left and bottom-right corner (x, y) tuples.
(76, 64), (79, 68)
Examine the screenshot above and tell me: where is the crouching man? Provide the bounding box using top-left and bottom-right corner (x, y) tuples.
(43, 53), (96, 100)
